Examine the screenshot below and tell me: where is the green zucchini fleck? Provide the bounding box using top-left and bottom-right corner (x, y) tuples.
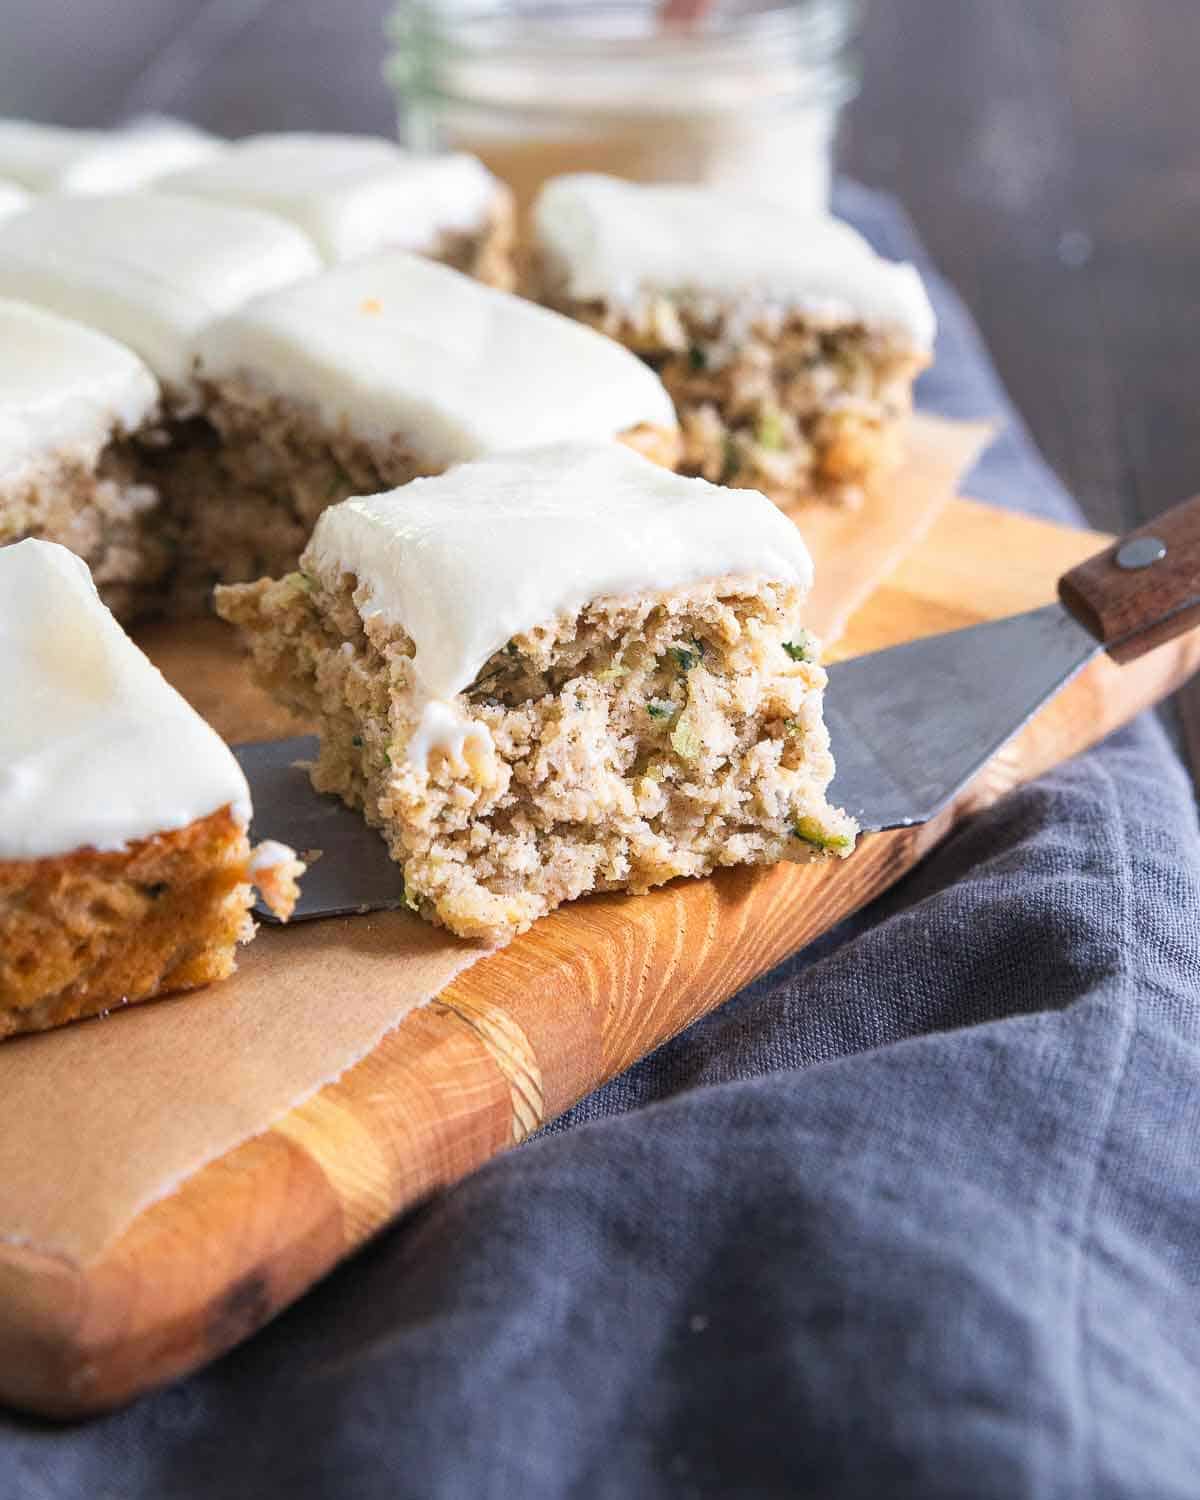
(720, 435), (741, 484)
(792, 815), (851, 853)
(755, 408), (785, 451)
(670, 717), (703, 761)
(782, 634), (813, 663)
(668, 640), (705, 673)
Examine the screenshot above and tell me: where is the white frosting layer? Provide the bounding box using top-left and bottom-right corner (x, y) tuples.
(161, 133), (499, 265)
(0, 118), (221, 194)
(196, 252), (676, 466)
(534, 174), (937, 349)
(408, 701), (494, 775)
(0, 297), (159, 484)
(0, 179), (29, 221)
(0, 193), (322, 389)
(308, 442), (813, 712)
(0, 540), (251, 860)
(247, 839), (296, 874)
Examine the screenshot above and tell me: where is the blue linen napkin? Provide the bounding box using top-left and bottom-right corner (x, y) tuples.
(3, 182), (1198, 1499)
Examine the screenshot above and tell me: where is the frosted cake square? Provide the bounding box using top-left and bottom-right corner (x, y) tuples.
(178, 253), (678, 595)
(531, 174), (936, 509)
(160, 132), (515, 287)
(0, 540), (301, 1040)
(0, 298), (167, 619)
(0, 193), (321, 396)
(0, 117), (220, 195)
(216, 443), (855, 946)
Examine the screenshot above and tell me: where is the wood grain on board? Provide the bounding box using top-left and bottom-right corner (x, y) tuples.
(1, 496), (1198, 1419)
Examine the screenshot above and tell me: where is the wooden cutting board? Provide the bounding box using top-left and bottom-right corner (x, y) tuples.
(2, 496), (1198, 1419)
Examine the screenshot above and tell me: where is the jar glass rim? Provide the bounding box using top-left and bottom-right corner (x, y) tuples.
(394, 0), (862, 65)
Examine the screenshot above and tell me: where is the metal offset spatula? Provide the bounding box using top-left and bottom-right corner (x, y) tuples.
(237, 496), (1200, 922)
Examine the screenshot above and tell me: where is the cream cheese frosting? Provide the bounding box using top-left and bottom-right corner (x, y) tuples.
(195, 251), (677, 466)
(0, 297), (160, 484)
(160, 132), (499, 265)
(0, 179), (29, 221)
(0, 118), (221, 194)
(308, 442), (814, 715)
(0, 540), (251, 860)
(533, 174), (937, 349)
(0, 193), (322, 390)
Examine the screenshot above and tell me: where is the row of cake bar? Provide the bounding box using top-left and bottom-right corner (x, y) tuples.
(0, 125), (937, 619)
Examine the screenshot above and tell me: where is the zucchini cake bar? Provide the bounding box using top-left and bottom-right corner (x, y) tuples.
(0, 540), (302, 1041)
(531, 174), (937, 508)
(159, 132), (515, 287)
(177, 252), (678, 596)
(0, 192), (322, 398)
(216, 442), (856, 946)
(0, 117), (219, 195)
(0, 298), (167, 619)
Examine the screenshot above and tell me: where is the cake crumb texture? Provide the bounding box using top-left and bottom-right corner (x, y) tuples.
(0, 807), (251, 1039)
(534, 279), (929, 509)
(0, 809), (301, 1040)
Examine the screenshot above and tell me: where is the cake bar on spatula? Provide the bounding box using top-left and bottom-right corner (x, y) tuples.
(232, 492), (1200, 927)
(220, 442), (856, 942)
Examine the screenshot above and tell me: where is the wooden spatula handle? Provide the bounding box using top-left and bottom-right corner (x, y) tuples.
(1059, 493), (1200, 664)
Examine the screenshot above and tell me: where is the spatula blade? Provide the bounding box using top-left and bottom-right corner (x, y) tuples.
(825, 602), (1100, 830)
(233, 736), (406, 923)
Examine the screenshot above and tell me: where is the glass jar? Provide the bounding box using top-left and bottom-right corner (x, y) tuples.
(388, 0), (862, 217)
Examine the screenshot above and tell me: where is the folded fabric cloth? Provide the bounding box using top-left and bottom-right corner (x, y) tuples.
(4, 181), (1199, 1500)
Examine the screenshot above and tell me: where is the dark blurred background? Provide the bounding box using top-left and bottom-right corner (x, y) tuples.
(4, 0), (1198, 772)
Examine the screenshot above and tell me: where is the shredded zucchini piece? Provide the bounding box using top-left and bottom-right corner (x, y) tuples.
(792, 815), (851, 853)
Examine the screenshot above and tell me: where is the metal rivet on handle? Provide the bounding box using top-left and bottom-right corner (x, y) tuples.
(1116, 536), (1167, 570)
